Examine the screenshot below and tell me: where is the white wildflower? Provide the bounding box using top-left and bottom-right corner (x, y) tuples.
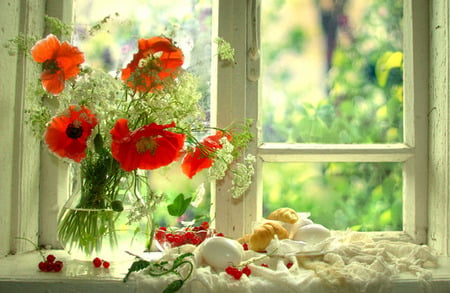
(208, 137), (234, 181)
(230, 154), (256, 198)
(215, 37), (235, 62)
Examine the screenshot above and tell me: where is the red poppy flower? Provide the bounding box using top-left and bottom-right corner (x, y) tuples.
(44, 105), (98, 163)
(181, 131), (231, 179)
(110, 119), (185, 171)
(121, 36), (184, 92)
(31, 34), (85, 95)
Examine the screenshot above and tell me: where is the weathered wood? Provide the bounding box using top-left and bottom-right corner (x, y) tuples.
(0, 0), (21, 257)
(0, 0), (45, 255)
(402, 0), (429, 245)
(429, 0), (450, 255)
(213, 0), (253, 238)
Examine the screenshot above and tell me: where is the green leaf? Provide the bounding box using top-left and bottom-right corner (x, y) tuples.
(123, 259), (150, 282)
(167, 193), (192, 217)
(163, 280), (184, 293)
(93, 133), (104, 154)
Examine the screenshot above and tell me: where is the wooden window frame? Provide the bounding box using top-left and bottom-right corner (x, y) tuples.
(211, 0), (445, 253)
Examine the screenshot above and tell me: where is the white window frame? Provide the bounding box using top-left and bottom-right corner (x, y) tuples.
(211, 0), (449, 257)
(1, 0), (449, 258)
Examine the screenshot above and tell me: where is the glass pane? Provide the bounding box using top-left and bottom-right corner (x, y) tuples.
(261, 0), (403, 143)
(74, 0), (213, 226)
(263, 162), (402, 231)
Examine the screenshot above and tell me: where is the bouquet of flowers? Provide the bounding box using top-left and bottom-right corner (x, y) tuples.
(17, 17), (254, 257)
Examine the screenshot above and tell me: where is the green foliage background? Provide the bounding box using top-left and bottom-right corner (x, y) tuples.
(261, 0), (403, 231)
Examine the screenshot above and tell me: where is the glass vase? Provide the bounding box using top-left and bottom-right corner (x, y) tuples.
(57, 152), (152, 260)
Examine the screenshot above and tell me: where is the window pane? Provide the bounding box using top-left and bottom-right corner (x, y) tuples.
(263, 162), (402, 231)
(74, 0), (213, 226)
(261, 0), (403, 143)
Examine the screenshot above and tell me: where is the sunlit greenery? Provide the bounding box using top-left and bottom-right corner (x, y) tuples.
(262, 0), (403, 231)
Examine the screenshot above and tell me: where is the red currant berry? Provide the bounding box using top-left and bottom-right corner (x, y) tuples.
(38, 261), (47, 271)
(242, 266), (251, 277)
(46, 254), (56, 263)
(93, 257), (102, 268)
(233, 270), (243, 280)
(286, 262), (293, 269)
(53, 260), (63, 272)
(261, 263), (269, 268)
(45, 261), (54, 272)
(102, 260), (110, 269)
(242, 243), (249, 250)
(225, 266), (243, 280)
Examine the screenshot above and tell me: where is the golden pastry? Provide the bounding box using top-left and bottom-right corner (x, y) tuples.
(249, 221), (289, 251)
(267, 207), (299, 224)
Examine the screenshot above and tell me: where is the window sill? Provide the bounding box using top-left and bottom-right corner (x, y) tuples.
(1, 251), (449, 293)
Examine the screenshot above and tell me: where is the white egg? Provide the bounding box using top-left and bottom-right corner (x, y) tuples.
(292, 223), (330, 244)
(200, 237), (243, 270)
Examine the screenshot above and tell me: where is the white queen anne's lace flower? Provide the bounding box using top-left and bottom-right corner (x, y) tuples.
(230, 154), (256, 198)
(207, 137), (234, 181)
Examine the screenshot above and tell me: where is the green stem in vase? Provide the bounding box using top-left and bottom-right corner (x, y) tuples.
(57, 148), (128, 257)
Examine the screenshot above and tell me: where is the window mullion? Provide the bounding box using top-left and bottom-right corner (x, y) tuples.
(212, 0), (260, 238)
(403, 0), (429, 245)
(259, 143), (414, 163)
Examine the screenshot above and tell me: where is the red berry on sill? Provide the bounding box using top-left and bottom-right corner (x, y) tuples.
(242, 243), (249, 250)
(93, 257), (102, 268)
(38, 261), (47, 271)
(286, 262), (293, 269)
(53, 260), (64, 272)
(102, 261), (110, 269)
(45, 261), (54, 272)
(46, 254), (56, 263)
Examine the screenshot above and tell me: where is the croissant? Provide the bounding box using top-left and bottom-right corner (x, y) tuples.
(249, 221), (289, 251)
(267, 207), (299, 224)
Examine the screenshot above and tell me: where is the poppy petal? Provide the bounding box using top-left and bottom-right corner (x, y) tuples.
(181, 149), (213, 179)
(41, 70), (65, 95)
(31, 34), (60, 63)
(181, 131), (231, 178)
(56, 42), (85, 78)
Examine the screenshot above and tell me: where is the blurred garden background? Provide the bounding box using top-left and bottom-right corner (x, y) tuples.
(73, 0), (403, 231)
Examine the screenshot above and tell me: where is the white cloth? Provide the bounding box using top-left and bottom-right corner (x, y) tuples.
(132, 231), (438, 293)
